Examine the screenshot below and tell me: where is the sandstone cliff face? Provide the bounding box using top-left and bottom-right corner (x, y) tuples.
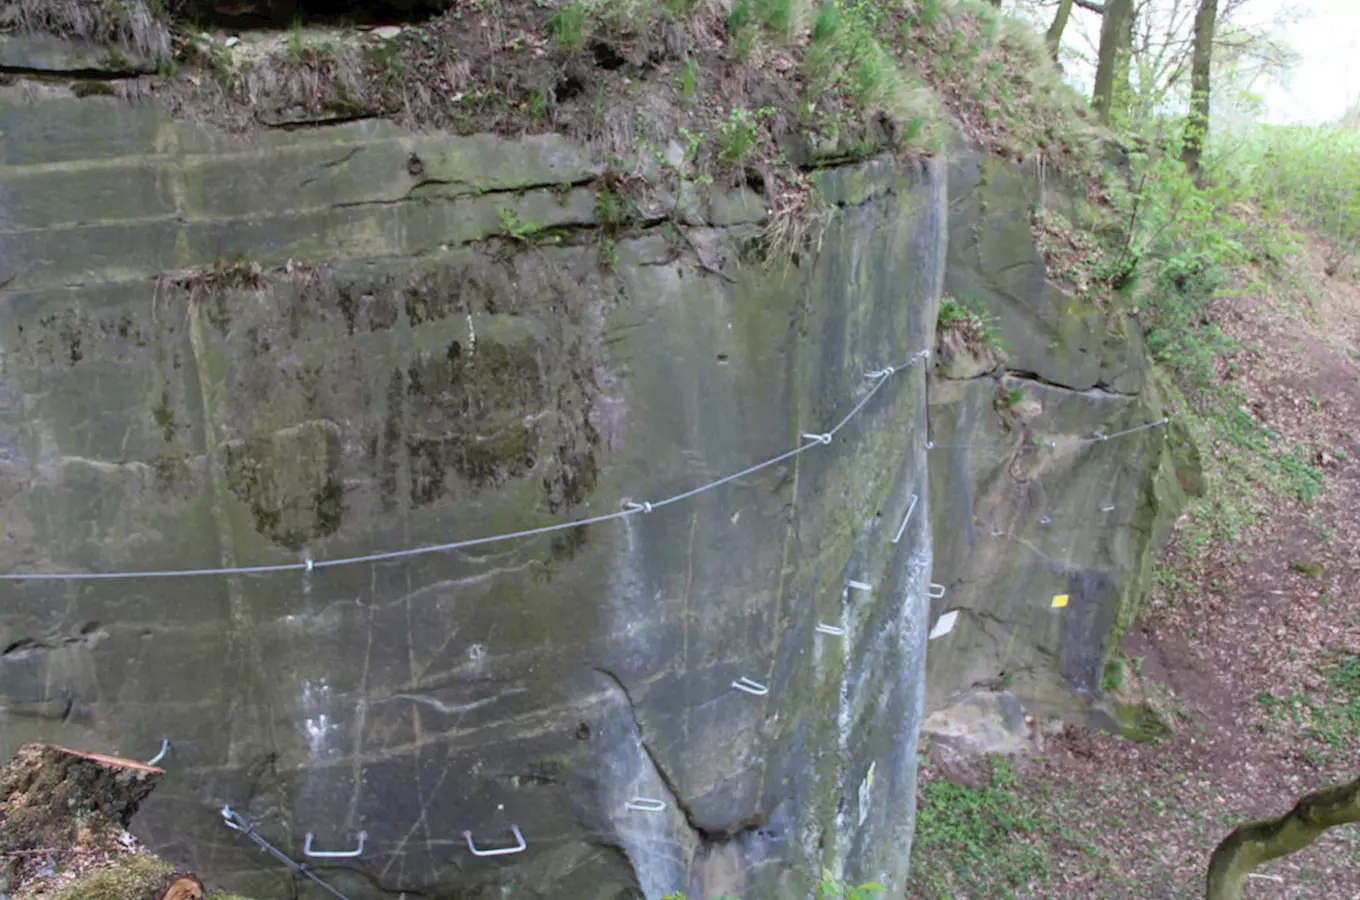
(922, 152), (1200, 730)
(0, 87), (940, 899)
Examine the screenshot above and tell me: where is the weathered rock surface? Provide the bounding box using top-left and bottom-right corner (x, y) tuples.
(923, 151), (1202, 728)
(0, 88), (939, 900)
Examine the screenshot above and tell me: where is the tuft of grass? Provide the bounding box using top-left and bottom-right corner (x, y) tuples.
(661, 0), (704, 19)
(937, 295), (1004, 350)
(811, 2), (839, 42)
(3, 0), (173, 63)
(679, 57), (697, 104)
(714, 106), (767, 166)
(549, 1), (592, 49)
(497, 206), (540, 240)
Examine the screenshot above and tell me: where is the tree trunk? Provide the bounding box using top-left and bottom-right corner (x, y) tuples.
(1205, 774), (1360, 900)
(0, 743), (163, 853)
(1091, 0), (1133, 124)
(1181, 0), (1219, 174)
(1045, 0), (1074, 63)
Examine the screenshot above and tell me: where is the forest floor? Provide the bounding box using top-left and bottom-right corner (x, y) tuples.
(908, 232), (1360, 899)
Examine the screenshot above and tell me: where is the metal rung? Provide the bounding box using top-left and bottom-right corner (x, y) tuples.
(304, 831), (367, 858)
(815, 623), (846, 636)
(846, 580), (872, 592)
(732, 677), (768, 696)
(892, 494), (918, 544)
(625, 797), (666, 812)
(464, 825), (526, 857)
(928, 583), (946, 599)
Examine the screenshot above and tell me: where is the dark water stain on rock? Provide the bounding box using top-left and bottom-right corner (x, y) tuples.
(152, 391), (179, 443)
(224, 420), (345, 550)
(403, 339), (543, 507)
(550, 524), (588, 562)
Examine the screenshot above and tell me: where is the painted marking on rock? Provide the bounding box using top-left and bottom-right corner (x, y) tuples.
(857, 760), (877, 826)
(1051, 594), (1069, 609)
(928, 610), (958, 640)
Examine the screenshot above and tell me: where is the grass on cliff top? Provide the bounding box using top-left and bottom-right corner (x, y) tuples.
(142, 0), (1100, 265)
(0, 0), (174, 62)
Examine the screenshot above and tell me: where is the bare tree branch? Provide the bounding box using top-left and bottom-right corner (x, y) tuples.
(1206, 775), (1360, 900)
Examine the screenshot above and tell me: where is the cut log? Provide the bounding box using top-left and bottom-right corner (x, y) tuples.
(153, 871), (206, 900)
(0, 742), (164, 854)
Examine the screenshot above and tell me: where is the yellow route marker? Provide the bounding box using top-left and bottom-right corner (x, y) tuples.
(1051, 594), (1069, 609)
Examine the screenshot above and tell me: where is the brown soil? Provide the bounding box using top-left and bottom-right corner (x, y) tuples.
(1035, 234), (1360, 897)
(912, 233), (1360, 899)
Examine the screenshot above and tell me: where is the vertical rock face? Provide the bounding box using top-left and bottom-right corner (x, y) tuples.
(0, 91), (940, 899)
(922, 151), (1200, 727)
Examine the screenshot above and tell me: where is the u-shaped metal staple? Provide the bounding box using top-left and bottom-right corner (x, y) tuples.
(892, 494), (918, 545)
(846, 580), (873, 592)
(464, 825), (526, 857)
(625, 797), (667, 812)
(304, 831), (367, 858)
(732, 677), (769, 696)
(928, 583), (946, 599)
(815, 623), (846, 636)
(146, 738), (169, 766)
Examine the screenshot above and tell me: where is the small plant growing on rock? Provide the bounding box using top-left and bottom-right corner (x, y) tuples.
(937, 295), (1004, 351)
(496, 207), (539, 241)
(549, 2), (591, 49)
(715, 107), (769, 166)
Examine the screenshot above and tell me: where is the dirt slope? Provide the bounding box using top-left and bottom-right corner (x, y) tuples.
(910, 232), (1360, 899)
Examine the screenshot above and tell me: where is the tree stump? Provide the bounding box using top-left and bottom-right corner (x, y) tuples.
(153, 871), (205, 900)
(0, 742), (163, 854)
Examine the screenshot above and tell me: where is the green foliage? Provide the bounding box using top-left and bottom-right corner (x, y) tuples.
(1217, 124), (1360, 274)
(799, 0), (938, 147)
(679, 57), (697, 104)
(549, 1), (591, 48)
(595, 187), (638, 230)
(661, 0), (703, 19)
(715, 107), (770, 166)
(937, 295), (1004, 350)
(911, 758), (1051, 898)
(914, 0), (942, 29)
(1257, 652), (1360, 765)
(727, 1), (758, 60)
(1104, 130), (1253, 390)
(754, 0), (795, 37)
(51, 855), (172, 900)
(811, 2), (839, 43)
(496, 206), (540, 240)
(285, 16), (305, 59)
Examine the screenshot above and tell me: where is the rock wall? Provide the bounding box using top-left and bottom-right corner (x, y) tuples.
(0, 86), (940, 900)
(921, 151), (1199, 729)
